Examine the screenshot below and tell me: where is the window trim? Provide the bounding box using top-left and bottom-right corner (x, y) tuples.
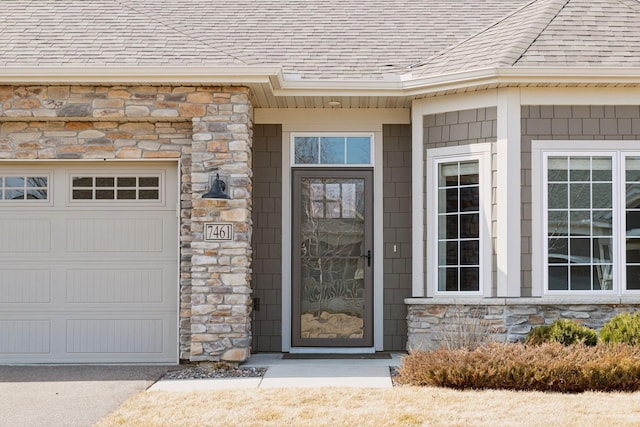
(0, 172), (52, 205)
(532, 140), (640, 297)
(290, 132), (375, 167)
(65, 170), (166, 207)
(426, 143), (492, 297)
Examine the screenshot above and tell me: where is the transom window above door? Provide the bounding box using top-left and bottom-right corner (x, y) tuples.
(292, 134), (373, 166)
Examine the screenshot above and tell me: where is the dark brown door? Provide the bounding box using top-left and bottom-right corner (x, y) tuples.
(292, 169), (373, 347)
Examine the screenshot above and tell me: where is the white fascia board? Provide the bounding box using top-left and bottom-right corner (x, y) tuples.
(0, 66), (282, 84)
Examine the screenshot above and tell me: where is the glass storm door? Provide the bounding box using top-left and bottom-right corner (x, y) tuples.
(292, 170), (373, 347)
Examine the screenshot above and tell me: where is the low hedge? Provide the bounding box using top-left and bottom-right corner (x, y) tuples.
(600, 312), (640, 345)
(397, 342), (640, 392)
(526, 319), (598, 346)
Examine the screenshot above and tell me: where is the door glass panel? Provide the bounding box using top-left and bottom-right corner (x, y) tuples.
(298, 177), (366, 340)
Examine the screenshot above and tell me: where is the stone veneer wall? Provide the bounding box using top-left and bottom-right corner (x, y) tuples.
(0, 84), (253, 362)
(383, 124), (412, 350)
(407, 301), (640, 350)
(520, 105), (640, 296)
(423, 107), (498, 292)
(251, 124), (283, 352)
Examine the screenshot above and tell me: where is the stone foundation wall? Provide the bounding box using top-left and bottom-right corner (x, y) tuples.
(0, 84), (253, 363)
(407, 300), (640, 350)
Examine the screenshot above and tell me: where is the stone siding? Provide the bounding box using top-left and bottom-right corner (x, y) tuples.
(520, 105), (640, 296)
(383, 124), (412, 350)
(407, 301), (640, 350)
(0, 84), (253, 363)
(251, 124), (283, 352)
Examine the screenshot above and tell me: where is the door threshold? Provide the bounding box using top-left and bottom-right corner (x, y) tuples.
(283, 352), (390, 359)
(288, 347), (375, 354)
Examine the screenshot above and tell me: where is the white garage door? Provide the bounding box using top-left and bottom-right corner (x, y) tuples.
(0, 162), (178, 363)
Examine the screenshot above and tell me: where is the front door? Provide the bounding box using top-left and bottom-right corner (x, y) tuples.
(292, 169), (373, 347)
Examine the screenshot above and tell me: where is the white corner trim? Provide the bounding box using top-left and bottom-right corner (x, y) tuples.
(411, 103), (426, 297)
(281, 130), (292, 352)
(496, 88), (521, 297)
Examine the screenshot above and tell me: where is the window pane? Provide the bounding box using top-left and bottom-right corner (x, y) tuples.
(6, 189), (24, 200)
(569, 157), (591, 181)
(592, 183), (612, 208)
(548, 157), (567, 181)
(460, 267), (479, 291)
(346, 137), (370, 164)
(320, 137), (345, 164)
(569, 183), (590, 209)
(438, 241), (457, 265)
(627, 211), (640, 236)
(548, 211), (569, 236)
(6, 177), (24, 187)
(458, 161), (479, 185)
(0, 190), (3, 199)
(445, 215), (458, 239)
(26, 189), (47, 200)
(548, 184), (567, 209)
(459, 187), (479, 212)
(73, 190), (92, 199)
(294, 137), (318, 164)
(139, 177), (159, 187)
(460, 240), (479, 265)
(96, 177), (114, 187)
(439, 267), (458, 292)
(570, 266), (591, 290)
(118, 177), (137, 187)
(117, 190), (137, 200)
(593, 238), (612, 263)
(626, 184), (640, 208)
(439, 163), (458, 187)
(548, 237), (568, 260)
(627, 266), (640, 290)
(592, 210), (612, 236)
(569, 211), (590, 236)
(73, 177), (92, 187)
(27, 177), (47, 187)
(0, 177), (3, 186)
(96, 190), (114, 199)
(592, 157), (612, 181)
(459, 213), (479, 238)
(445, 188), (458, 213)
(549, 266), (568, 290)
(569, 238), (590, 260)
(626, 157), (640, 182)
(627, 238), (640, 262)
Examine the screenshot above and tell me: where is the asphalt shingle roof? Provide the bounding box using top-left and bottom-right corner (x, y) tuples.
(1, 0), (638, 81)
(412, 0), (640, 77)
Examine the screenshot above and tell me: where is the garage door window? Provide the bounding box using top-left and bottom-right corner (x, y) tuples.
(0, 176), (49, 201)
(71, 176), (160, 201)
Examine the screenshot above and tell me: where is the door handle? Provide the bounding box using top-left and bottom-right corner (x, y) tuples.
(361, 250), (371, 267)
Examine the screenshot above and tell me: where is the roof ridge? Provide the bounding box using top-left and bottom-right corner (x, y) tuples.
(410, 0), (539, 69)
(112, 0), (248, 65)
(508, 0), (570, 67)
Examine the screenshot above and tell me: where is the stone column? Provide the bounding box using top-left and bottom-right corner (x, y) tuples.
(189, 87), (253, 362)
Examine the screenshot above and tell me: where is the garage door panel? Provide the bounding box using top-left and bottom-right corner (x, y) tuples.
(0, 269), (51, 303)
(0, 218), (51, 253)
(66, 268), (165, 304)
(66, 319), (165, 354)
(67, 218), (165, 253)
(0, 320), (51, 354)
(0, 162), (178, 364)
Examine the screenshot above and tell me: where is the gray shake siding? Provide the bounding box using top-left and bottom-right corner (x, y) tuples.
(520, 105), (640, 296)
(251, 124), (283, 352)
(383, 124), (412, 351)
(423, 107), (498, 294)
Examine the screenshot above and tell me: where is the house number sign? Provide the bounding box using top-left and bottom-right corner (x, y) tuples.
(204, 223), (234, 241)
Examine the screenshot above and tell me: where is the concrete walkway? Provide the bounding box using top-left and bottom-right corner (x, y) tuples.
(148, 353), (404, 391)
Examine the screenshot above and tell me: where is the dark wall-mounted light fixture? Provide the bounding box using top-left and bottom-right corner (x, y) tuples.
(202, 173), (230, 199)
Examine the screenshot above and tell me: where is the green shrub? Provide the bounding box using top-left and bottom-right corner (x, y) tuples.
(525, 319), (598, 346)
(600, 312), (640, 345)
(397, 342), (640, 392)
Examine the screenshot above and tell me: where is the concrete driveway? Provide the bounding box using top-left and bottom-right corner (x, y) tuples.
(0, 365), (174, 427)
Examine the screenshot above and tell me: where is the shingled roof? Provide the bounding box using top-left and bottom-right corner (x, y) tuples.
(0, 0), (526, 80)
(412, 0), (640, 78)
(1, 0), (638, 83)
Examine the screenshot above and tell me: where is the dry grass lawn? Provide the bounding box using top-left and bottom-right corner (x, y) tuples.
(96, 387), (640, 427)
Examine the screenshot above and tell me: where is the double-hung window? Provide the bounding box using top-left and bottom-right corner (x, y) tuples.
(533, 141), (640, 295)
(426, 143), (492, 296)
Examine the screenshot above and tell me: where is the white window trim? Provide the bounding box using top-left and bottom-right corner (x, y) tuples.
(0, 172), (53, 205)
(290, 132), (375, 167)
(426, 143), (492, 297)
(532, 140), (640, 297)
